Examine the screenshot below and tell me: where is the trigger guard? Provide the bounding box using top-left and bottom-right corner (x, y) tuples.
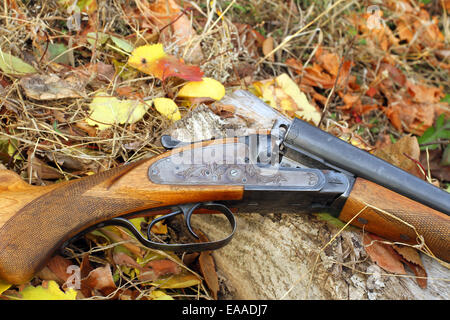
(150, 202), (237, 252)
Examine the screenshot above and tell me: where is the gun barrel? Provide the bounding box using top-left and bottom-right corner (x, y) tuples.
(283, 118), (450, 216)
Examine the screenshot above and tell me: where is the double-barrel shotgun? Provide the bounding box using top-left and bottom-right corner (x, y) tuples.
(0, 90), (449, 285)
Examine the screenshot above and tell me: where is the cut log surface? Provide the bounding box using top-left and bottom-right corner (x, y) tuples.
(194, 213), (449, 300)
(171, 105), (450, 300)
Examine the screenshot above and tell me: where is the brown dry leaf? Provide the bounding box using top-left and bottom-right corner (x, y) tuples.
(113, 251), (142, 269)
(199, 252), (218, 300)
(144, 259), (181, 278)
(373, 134), (424, 179)
(419, 149), (450, 182)
(46, 255), (73, 283)
(337, 92), (378, 115)
(147, 0), (204, 63)
(392, 245), (427, 289)
(75, 120), (97, 137)
(27, 155), (64, 181)
(196, 230), (219, 300)
(348, 11), (398, 53)
(20, 74), (85, 100)
(262, 36), (274, 62)
(379, 74), (443, 135)
(71, 62), (116, 89)
(210, 103), (236, 118)
(231, 23), (265, 58)
(83, 264), (116, 294)
(363, 233), (406, 275)
(286, 47), (355, 91)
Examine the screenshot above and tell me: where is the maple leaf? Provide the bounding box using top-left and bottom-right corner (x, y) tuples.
(128, 44), (203, 81)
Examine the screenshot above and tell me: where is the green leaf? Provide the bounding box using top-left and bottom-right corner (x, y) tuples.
(314, 213), (347, 229)
(110, 36), (134, 53)
(0, 48), (37, 75)
(417, 114), (450, 150)
(441, 94), (450, 104)
(47, 43), (70, 64)
(86, 32), (110, 47)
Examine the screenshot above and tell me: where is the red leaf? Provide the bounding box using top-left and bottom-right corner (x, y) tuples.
(366, 87), (377, 98)
(156, 56), (204, 81)
(363, 233), (406, 274)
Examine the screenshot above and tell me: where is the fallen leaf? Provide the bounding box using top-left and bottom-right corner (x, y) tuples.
(253, 73), (320, 124)
(27, 156), (64, 181)
(83, 264), (116, 293)
(363, 233), (406, 275)
(178, 77), (225, 101)
(0, 48), (37, 75)
(373, 134), (424, 179)
(231, 23), (265, 58)
(262, 37), (274, 62)
(47, 43), (71, 65)
(15, 280), (77, 300)
(46, 255), (74, 283)
(144, 259), (181, 278)
(151, 273), (201, 289)
(110, 35), (134, 53)
(147, 0), (204, 63)
(192, 231), (218, 300)
(276, 74), (321, 125)
(128, 43), (203, 81)
(86, 31), (110, 47)
(392, 245), (427, 288)
(153, 97), (181, 121)
(20, 74), (85, 100)
(419, 148), (450, 182)
(147, 290), (174, 300)
(86, 92), (150, 130)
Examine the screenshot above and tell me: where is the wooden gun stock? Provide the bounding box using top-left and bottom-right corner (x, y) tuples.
(339, 178), (450, 262)
(0, 140), (244, 285)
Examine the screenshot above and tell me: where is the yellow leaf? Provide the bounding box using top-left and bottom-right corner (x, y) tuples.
(153, 98), (181, 121)
(86, 93), (149, 130)
(178, 77), (225, 101)
(15, 281), (77, 300)
(150, 215), (168, 234)
(151, 273), (201, 289)
(148, 290), (174, 300)
(128, 43), (203, 81)
(128, 44), (166, 69)
(0, 279), (11, 295)
(275, 73), (320, 125)
(253, 80), (277, 108)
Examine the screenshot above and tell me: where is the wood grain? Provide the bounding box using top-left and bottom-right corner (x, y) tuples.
(0, 139), (244, 284)
(339, 178), (450, 262)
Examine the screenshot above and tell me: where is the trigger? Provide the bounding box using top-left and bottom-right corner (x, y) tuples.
(179, 203), (201, 239)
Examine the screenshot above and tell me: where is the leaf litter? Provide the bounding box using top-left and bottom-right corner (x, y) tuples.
(0, 0), (449, 299)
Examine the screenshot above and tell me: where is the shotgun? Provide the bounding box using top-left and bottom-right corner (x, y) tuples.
(0, 90), (449, 285)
